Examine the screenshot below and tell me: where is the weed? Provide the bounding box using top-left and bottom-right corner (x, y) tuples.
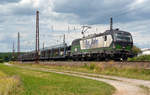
(89, 63), (96, 70)
(140, 85), (150, 95)
(0, 71), (21, 95)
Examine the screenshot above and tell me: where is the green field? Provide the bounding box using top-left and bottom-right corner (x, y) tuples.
(0, 64), (115, 95)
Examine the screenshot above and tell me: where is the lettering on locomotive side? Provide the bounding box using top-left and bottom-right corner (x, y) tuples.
(80, 35), (113, 50)
(80, 38), (98, 49)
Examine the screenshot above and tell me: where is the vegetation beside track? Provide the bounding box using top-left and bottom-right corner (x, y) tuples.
(0, 64), (115, 95)
(0, 70), (22, 95)
(132, 45), (142, 56)
(86, 62), (150, 80)
(16, 61), (150, 80)
(0, 52), (25, 62)
(128, 55), (150, 62)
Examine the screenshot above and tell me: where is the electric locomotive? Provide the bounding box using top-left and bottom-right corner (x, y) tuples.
(71, 29), (133, 61)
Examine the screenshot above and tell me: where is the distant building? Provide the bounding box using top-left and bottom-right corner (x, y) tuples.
(138, 48), (150, 56)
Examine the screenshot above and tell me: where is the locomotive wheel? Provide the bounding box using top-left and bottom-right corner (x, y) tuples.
(122, 57), (127, 61)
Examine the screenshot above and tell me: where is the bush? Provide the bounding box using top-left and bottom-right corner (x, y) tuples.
(132, 45), (142, 56)
(89, 63), (96, 70)
(128, 55), (150, 61)
(0, 59), (4, 63)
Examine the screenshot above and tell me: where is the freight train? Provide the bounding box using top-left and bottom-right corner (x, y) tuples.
(19, 28), (133, 61)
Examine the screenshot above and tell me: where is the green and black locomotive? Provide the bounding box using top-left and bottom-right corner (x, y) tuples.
(71, 29), (133, 61)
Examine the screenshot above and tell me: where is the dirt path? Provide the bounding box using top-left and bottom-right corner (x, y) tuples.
(4, 63), (150, 95)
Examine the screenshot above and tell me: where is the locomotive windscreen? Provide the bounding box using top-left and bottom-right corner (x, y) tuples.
(114, 33), (132, 42)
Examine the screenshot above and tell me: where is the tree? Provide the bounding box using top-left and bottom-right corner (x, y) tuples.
(132, 45), (142, 56)
(0, 58), (4, 63)
(4, 56), (9, 62)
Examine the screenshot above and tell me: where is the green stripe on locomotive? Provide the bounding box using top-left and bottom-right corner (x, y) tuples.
(115, 44), (132, 50)
(71, 45), (81, 52)
(71, 44), (114, 53)
(71, 44), (132, 55)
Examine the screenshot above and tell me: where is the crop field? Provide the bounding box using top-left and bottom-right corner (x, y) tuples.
(0, 64), (115, 95)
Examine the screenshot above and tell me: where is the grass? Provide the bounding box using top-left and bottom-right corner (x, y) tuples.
(0, 64), (115, 95)
(0, 71), (22, 95)
(128, 55), (150, 61)
(139, 85), (150, 95)
(16, 61), (150, 80)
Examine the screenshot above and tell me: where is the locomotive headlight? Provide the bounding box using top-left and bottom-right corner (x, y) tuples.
(75, 48), (77, 52)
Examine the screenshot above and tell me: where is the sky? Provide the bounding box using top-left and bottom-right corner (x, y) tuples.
(0, 0), (150, 52)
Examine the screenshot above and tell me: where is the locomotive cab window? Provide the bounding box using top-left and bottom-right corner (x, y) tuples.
(114, 33), (132, 42)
